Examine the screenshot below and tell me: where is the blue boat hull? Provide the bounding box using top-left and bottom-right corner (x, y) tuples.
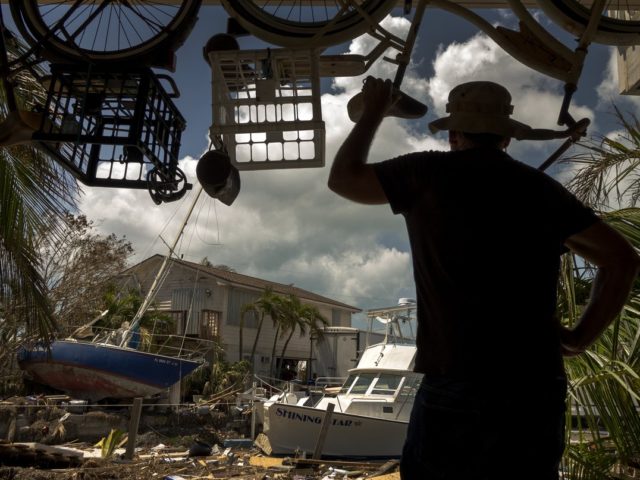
(17, 340), (203, 400)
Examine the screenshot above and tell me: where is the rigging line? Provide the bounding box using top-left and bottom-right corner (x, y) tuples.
(136, 187), (190, 261)
(126, 187), (204, 335)
(194, 195), (223, 246)
(179, 262), (206, 354)
(180, 200), (199, 261)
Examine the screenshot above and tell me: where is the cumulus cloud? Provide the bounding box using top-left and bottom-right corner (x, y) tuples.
(77, 9), (605, 315)
(427, 34), (593, 152)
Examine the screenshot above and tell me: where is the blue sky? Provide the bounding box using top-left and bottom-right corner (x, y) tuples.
(5, 4), (638, 319)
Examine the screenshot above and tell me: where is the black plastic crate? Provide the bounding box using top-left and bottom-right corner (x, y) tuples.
(34, 64), (189, 202)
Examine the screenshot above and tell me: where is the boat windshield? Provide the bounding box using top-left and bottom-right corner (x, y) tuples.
(339, 375), (357, 393)
(347, 373), (377, 394)
(370, 373), (403, 396)
(339, 373), (405, 396)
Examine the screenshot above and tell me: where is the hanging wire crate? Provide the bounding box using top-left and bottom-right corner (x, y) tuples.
(33, 64), (189, 201)
(207, 47), (325, 170)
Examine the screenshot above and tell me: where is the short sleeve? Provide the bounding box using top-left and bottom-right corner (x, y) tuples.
(544, 175), (599, 243)
(373, 152), (441, 215)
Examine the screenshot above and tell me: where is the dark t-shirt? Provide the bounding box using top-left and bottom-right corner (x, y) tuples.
(374, 147), (598, 381)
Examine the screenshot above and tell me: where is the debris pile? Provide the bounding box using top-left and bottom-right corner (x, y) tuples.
(0, 395), (401, 480)
(0, 441), (401, 480)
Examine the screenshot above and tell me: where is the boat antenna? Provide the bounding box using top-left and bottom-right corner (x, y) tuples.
(123, 187), (204, 343)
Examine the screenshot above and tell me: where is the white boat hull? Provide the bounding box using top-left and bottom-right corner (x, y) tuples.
(265, 402), (408, 458)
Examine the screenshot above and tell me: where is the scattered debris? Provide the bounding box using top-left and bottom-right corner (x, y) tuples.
(0, 395), (402, 479)
(0, 441), (401, 479)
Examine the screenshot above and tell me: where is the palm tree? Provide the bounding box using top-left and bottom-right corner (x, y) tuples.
(558, 111), (640, 479)
(557, 210), (640, 480)
(240, 290), (280, 363)
(238, 303), (254, 362)
(304, 305), (329, 383)
(277, 295), (308, 378)
(0, 29), (78, 339)
(273, 295), (328, 379)
(268, 294), (287, 378)
(247, 287), (282, 370)
(564, 106), (640, 210)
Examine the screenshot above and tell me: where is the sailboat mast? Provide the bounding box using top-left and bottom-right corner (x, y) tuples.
(126, 187), (204, 336)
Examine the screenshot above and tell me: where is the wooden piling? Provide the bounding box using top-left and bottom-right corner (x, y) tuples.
(312, 402), (335, 460)
(125, 397), (143, 460)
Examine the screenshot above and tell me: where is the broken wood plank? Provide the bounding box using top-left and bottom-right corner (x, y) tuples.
(253, 432), (272, 456)
(286, 457), (388, 468)
(249, 455), (284, 468)
(369, 459), (400, 477)
(371, 473), (401, 480)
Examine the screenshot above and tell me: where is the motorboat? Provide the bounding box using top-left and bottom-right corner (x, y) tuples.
(259, 300), (420, 458)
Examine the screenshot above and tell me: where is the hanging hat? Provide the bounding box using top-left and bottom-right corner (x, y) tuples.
(196, 150), (240, 206)
(428, 81), (533, 140)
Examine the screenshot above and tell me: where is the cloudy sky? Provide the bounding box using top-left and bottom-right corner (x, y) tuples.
(17, 5), (640, 323)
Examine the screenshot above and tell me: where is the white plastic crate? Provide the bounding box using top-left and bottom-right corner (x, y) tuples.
(207, 47), (325, 170)
(615, 11), (640, 95)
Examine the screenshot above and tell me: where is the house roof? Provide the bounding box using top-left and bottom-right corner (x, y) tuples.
(125, 254), (361, 313)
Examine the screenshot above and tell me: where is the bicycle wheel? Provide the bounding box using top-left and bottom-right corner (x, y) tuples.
(11, 0), (202, 64)
(537, 0), (640, 45)
(221, 0), (398, 48)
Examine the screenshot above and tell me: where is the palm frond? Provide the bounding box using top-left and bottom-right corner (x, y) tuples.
(563, 106), (640, 209)
(0, 30), (79, 338)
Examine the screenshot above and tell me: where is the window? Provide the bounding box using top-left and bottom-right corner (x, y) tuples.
(201, 310), (220, 339)
(227, 290), (260, 327)
(371, 374), (403, 396)
(168, 310), (187, 334)
(349, 373), (376, 394)
(339, 375), (357, 393)
(399, 374), (421, 399)
(332, 308), (341, 326)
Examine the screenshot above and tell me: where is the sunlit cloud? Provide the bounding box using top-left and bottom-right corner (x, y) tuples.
(77, 10), (612, 316)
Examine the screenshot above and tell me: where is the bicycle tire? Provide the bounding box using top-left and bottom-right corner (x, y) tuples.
(537, 0), (640, 45)
(11, 0), (202, 64)
(220, 0), (398, 48)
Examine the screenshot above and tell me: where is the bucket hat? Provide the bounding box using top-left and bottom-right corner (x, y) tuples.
(196, 149), (241, 206)
(428, 81), (533, 140)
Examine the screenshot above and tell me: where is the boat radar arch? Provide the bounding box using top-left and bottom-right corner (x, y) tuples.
(398, 298), (416, 306)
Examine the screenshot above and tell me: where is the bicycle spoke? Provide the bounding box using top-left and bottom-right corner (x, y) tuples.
(282, 0), (339, 23)
(117, 5), (144, 46)
(220, 0), (396, 47)
(28, 1), (184, 54)
(15, 0), (201, 63)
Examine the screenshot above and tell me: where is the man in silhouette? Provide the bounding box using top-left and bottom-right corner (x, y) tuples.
(328, 78), (639, 479)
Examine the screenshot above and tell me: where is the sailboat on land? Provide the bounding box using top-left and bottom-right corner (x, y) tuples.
(17, 190), (214, 401)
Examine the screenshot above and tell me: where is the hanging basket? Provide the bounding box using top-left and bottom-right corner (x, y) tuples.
(32, 64), (190, 202)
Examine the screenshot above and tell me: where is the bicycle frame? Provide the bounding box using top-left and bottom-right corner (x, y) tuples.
(321, 0), (606, 127)
(307, 0), (602, 168)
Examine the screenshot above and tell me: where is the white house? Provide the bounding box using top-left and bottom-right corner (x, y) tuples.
(121, 255), (362, 380)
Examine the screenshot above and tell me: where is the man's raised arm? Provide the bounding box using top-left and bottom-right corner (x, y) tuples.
(327, 77), (394, 205)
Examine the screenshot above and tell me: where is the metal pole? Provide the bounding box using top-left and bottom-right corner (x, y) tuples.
(250, 381), (257, 439)
(125, 187), (204, 338)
